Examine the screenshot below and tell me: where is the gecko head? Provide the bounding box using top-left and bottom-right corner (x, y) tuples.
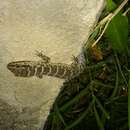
(7, 61), (33, 77)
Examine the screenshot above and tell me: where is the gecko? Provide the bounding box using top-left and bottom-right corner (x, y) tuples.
(7, 51), (84, 80)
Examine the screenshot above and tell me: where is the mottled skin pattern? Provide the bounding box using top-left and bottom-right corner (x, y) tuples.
(7, 51), (83, 79)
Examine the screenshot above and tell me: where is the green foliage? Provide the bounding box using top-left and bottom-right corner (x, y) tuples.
(106, 0), (117, 12)
(128, 71), (130, 129)
(105, 13), (128, 53)
(43, 1), (130, 130)
(93, 104), (104, 130)
(128, 12), (130, 22)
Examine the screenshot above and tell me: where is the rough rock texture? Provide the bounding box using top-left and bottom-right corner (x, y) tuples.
(0, 0), (105, 129)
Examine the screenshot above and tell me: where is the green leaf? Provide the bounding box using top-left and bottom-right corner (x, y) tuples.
(105, 14), (128, 53)
(106, 0), (117, 12)
(128, 12), (130, 23)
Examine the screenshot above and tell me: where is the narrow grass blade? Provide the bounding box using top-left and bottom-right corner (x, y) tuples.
(54, 103), (67, 127)
(93, 104), (105, 130)
(64, 98), (95, 130)
(128, 70), (130, 129)
(94, 95), (110, 120)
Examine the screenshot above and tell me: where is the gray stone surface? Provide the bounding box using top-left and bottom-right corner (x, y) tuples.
(0, 0), (105, 129)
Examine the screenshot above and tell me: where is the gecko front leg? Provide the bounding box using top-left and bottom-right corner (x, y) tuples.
(35, 50), (52, 78)
(35, 50), (51, 63)
(70, 55), (84, 77)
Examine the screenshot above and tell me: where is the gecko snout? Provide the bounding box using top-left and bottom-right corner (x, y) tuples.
(7, 61), (36, 77)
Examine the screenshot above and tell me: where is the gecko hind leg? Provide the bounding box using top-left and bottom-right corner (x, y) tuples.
(72, 55), (79, 64)
(35, 50), (51, 63)
(71, 55), (79, 68)
(71, 55), (83, 74)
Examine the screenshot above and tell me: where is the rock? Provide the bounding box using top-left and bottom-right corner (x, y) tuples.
(0, 0), (105, 129)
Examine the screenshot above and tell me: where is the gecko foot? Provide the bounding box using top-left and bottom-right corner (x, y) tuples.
(72, 55), (79, 64)
(35, 50), (50, 63)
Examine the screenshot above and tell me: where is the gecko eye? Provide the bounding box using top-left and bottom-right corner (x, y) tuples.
(16, 65), (20, 67)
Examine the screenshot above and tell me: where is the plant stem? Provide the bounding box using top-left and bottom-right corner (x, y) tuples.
(92, 0), (128, 47)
